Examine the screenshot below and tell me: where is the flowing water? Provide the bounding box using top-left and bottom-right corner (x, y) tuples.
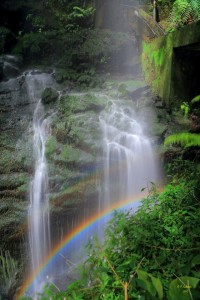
(99, 98), (159, 209)
(24, 76), (160, 296)
(26, 72), (54, 293)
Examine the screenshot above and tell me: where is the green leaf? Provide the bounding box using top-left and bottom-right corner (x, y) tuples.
(137, 270), (156, 297)
(137, 270), (148, 281)
(191, 95), (200, 105)
(168, 276), (200, 300)
(149, 275), (163, 300)
(164, 133), (200, 148)
(191, 255), (200, 267)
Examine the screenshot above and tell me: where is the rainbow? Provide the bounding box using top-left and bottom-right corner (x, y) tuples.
(17, 188), (162, 299)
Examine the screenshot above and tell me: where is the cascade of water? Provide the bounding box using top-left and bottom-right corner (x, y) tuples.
(25, 72), (54, 293)
(99, 98), (159, 209)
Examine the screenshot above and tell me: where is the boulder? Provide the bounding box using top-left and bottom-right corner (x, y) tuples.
(41, 87), (59, 104)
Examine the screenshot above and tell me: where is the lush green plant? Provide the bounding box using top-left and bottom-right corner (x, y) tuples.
(180, 102), (190, 117)
(191, 95), (200, 105)
(164, 132), (200, 147)
(21, 168), (200, 299)
(168, 0), (200, 30)
(165, 93), (200, 148)
(39, 0), (96, 33)
(0, 250), (18, 299)
(13, 32), (49, 60)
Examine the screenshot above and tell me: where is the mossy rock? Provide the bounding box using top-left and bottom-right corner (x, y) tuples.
(118, 83), (129, 98)
(0, 173), (28, 190)
(50, 174), (97, 210)
(66, 112), (102, 150)
(45, 136), (58, 159)
(41, 87), (59, 104)
(0, 195), (27, 239)
(54, 144), (95, 166)
(59, 94), (106, 116)
(0, 149), (25, 173)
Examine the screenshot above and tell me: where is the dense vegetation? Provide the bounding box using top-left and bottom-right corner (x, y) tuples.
(21, 158), (200, 299)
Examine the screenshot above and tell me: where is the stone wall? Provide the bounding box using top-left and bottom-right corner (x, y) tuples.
(142, 21), (200, 107)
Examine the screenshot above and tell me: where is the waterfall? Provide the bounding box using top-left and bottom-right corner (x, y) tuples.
(26, 72), (54, 293)
(22, 81), (160, 295)
(99, 97), (159, 209)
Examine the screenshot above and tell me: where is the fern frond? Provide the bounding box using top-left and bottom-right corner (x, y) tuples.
(190, 0), (200, 19)
(191, 95), (200, 105)
(168, 0), (200, 30)
(164, 133), (200, 148)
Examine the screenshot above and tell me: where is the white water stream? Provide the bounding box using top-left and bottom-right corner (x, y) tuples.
(26, 72), (54, 293)
(99, 98), (159, 209)
(24, 73), (160, 296)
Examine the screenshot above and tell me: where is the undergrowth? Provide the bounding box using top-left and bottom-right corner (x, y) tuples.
(21, 159), (200, 300)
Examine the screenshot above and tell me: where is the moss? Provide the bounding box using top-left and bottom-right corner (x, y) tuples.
(59, 93), (106, 116)
(51, 174), (97, 209)
(142, 37), (173, 101)
(54, 69), (74, 83)
(41, 87), (59, 104)
(142, 21), (200, 106)
(0, 173), (28, 189)
(0, 197), (27, 240)
(45, 136), (58, 159)
(56, 145), (94, 165)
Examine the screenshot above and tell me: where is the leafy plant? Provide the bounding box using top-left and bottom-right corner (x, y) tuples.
(164, 132), (200, 147)
(180, 102), (190, 117)
(191, 95), (200, 105)
(0, 250), (18, 299)
(20, 166), (200, 299)
(168, 0), (200, 30)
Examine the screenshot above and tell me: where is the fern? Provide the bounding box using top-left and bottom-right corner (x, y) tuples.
(0, 251), (18, 296)
(191, 0), (200, 19)
(191, 95), (200, 105)
(168, 0), (200, 30)
(164, 133), (200, 148)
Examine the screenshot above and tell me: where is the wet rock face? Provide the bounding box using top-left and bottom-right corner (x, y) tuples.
(0, 63), (167, 251)
(47, 93), (107, 215)
(0, 55), (21, 79)
(0, 73), (32, 244)
(0, 66), (107, 243)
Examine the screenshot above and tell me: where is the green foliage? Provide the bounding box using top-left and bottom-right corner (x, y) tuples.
(164, 92), (200, 149)
(31, 166), (200, 299)
(66, 6), (95, 30)
(45, 136), (58, 158)
(168, 0), (200, 31)
(13, 32), (49, 60)
(0, 250), (18, 298)
(191, 95), (200, 105)
(180, 102), (190, 117)
(0, 26), (16, 54)
(26, 14), (47, 32)
(43, 1), (95, 31)
(164, 133), (200, 147)
(41, 87), (59, 104)
(168, 276), (200, 300)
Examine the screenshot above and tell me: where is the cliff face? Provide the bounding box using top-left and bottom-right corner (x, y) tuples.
(0, 56), (33, 247)
(0, 61), (101, 246)
(0, 53), (166, 252)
